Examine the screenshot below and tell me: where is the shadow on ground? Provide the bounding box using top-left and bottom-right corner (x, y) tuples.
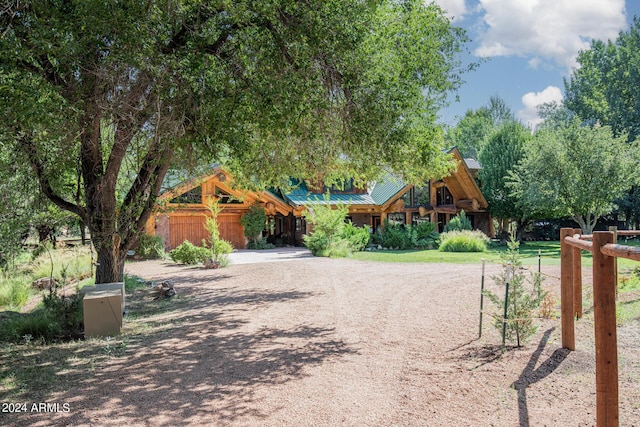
(511, 328), (569, 427)
(1, 274), (358, 426)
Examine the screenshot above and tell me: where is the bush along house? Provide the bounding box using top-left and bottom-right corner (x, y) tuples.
(146, 148), (493, 250)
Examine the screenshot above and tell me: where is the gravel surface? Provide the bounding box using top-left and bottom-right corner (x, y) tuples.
(9, 257), (640, 426)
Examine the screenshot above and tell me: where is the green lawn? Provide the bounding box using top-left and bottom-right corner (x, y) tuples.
(353, 241), (561, 265)
(353, 239), (640, 269)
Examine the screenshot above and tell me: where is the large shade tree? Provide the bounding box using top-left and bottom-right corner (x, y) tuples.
(0, 1), (469, 283)
(478, 119), (531, 238)
(564, 17), (640, 228)
(510, 119), (639, 234)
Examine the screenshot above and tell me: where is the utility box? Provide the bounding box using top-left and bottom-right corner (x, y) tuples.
(83, 289), (123, 338)
(80, 282), (125, 314)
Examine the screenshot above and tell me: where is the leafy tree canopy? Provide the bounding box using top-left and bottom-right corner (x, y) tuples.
(564, 18), (640, 140)
(444, 95), (514, 159)
(509, 119), (640, 233)
(564, 17), (640, 228)
(478, 119), (531, 230)
(0, 0), (471, 282)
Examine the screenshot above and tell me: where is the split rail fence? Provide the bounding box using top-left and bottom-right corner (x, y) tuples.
(560, 227), (640, 427)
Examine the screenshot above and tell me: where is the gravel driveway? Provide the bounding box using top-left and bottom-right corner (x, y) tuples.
(9, 257), (640, 426)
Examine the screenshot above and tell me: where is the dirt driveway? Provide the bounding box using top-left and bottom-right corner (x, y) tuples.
(11, 257), (640, 426)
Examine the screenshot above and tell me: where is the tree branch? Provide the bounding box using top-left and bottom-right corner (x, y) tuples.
(160, 6), (226, 54)
(18, 134), (88, 223)
(118, 141), (174, 249)
(103, 73), (156, 187)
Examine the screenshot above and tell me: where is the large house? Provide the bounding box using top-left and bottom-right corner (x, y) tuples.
(146, 148), (492, 250)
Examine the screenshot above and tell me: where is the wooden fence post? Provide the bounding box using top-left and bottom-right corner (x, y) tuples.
(560, 228), (575, 351)
(573, 228), (583, 319)
(609, 226), (618, 291)
(592, 231), (619, 427)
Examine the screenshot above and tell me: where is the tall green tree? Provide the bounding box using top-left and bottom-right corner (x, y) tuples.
(564, 18), (640, 227)
(510, 120), (639, 234)
(478, 120), (531, 238)
(445, 95), (514, 159)
(444, 108), (493, 159)
(0, 1), (469, 283)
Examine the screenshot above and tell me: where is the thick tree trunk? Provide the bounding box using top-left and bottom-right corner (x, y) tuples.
(95, 239), (127, 283)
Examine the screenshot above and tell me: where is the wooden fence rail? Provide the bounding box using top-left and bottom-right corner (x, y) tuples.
(560, 228), (640, 427)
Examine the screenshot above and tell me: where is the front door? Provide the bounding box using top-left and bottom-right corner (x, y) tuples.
(372, 216), (381, 233)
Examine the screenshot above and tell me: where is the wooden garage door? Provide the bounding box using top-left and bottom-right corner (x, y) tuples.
(169, 214), (245, 250)
(169, 215), (208, 250)
(217, 214), (246, 249)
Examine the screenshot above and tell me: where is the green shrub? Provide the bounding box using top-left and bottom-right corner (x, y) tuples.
(124, 274), (147, 293)
(241, 203), (267, 247)
(414, 221), (436, 238)
(439, 230), (489, 252)
(341, 221), (370, 252)
(303, 195), (354, 258)
(414, 232), (440, 249)
(208, 238), (233, 267)
(443, 211), (472, 233)
(247, 236), (275, 250)
(170, 241), (210, 264)
(303, 231), (351, 257)
(42, 288), (83, 339)
(303, 231), (329, 256)
(412, 221), (440, 248)
(135, 234), (165, 259)
(380, 220), (414, 249)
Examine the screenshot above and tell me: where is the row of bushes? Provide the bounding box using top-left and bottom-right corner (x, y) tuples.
(371, 221), (440, 249)
(303, 199), (490, 256)
(370, 212), (488, 252)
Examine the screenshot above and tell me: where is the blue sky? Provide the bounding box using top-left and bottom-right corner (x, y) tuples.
(435, 0), (640, 127)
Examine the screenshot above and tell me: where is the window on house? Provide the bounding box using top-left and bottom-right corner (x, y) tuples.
(411, 212), (430, 227)
(401, 189), (412, 207)
(215, 187), (242, 204)
(387, 212), (406, 225)
(326, 178), (354, 193)
(414, 184), (430, 206)
(436, 186), (453, 205)
(400, 183), (429, 208)
(170, 185), (202, 204)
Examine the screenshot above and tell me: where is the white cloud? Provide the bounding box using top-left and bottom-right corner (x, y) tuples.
(474, 0), (626, 69)
(432, 0), (468, 22)
(528, 57), (542, 69)
(518, 86), (563, 128)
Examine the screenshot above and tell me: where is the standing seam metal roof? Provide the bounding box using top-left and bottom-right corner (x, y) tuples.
(284, 173), (406, 206)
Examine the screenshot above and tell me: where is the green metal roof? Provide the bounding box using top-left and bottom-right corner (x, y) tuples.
(160, 167), (409, 208)
(284, 173), (407, 206)
(369, 174), (406, 205)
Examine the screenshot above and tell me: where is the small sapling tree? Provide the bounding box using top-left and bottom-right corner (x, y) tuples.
(303, 195), (351, 257)
(484, 235), (546, 347)
(204, 200), (233, 267)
